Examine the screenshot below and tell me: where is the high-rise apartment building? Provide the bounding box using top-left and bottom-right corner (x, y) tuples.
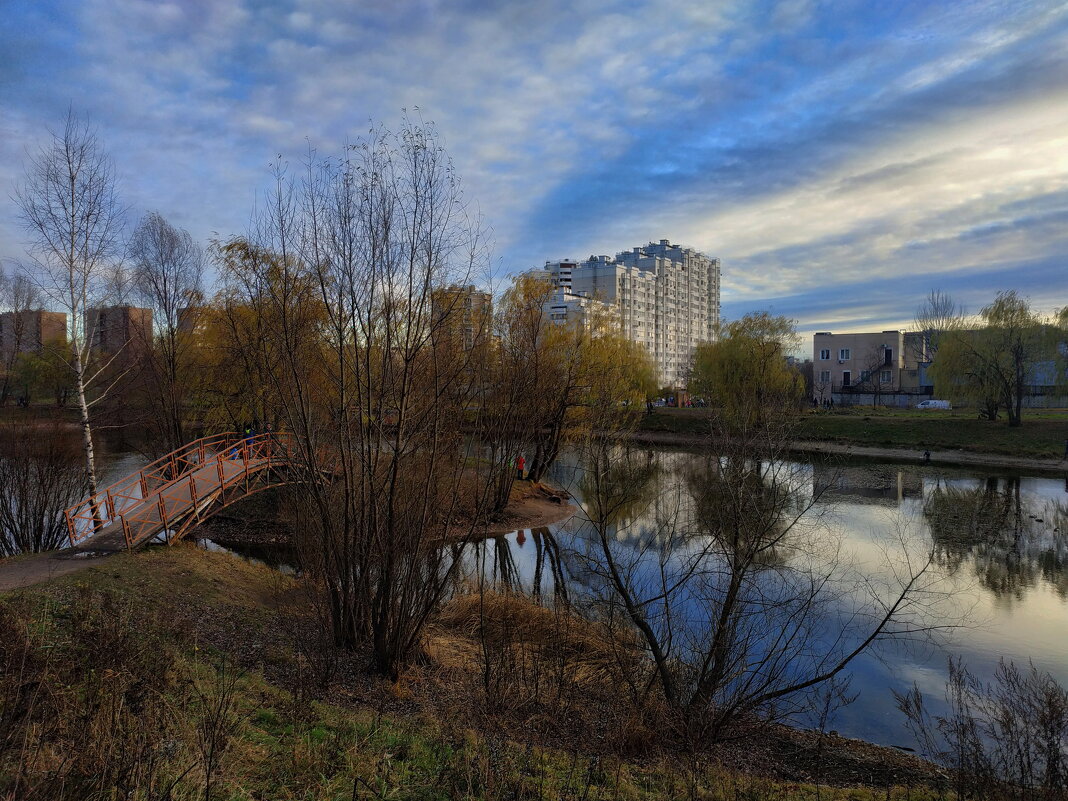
(534, 240), (720, 387)
(0, 310), (66, 357)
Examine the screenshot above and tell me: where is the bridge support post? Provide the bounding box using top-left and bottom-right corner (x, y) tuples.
(121, 515), (132, 550)
(158, 496), (171, 545)
(65, 510), (76, 547)
(189, 475), (200, 523)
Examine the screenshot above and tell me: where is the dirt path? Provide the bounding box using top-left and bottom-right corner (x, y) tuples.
(625, 430), (1068, 475)
(0, 553), (114, 592)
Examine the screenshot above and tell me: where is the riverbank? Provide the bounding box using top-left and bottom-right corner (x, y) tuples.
(635, 408), (1068, 472)
(0, 544), (946, 799)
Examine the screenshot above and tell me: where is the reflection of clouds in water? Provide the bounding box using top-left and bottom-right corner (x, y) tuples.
(474, 448), (1068, 749)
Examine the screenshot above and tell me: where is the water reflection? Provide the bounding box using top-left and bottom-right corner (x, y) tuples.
(465, 448), (1068, 746)
(924, 478), (1068, 602)
(87, 443), (1068, 748)
(459, 527), (572, 603)
(813, 463), (923, 506)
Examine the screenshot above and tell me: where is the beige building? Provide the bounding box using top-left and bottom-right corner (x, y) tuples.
(86, 306), (153, 355)
(812, 330), (907, 395)
(544, 288), (611, 330)
(0, 310), (67, 356)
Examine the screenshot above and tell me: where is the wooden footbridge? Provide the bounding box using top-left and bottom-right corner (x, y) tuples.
(63, 432), (301, 554)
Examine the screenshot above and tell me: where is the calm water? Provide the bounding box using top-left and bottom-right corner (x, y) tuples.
(460, 448), (1068, 749)
(96, 443), (1068, 749)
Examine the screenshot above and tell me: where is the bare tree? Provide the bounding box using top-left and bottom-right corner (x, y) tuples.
(15, 109), (125, 506)
(913, 289), (963, 364)
(0, 421), (89, 554)
(233, 118), (500, 678)
(129, 211), (205, 451)
(0, 266), (42, 406)
(568, 386), (948, 742)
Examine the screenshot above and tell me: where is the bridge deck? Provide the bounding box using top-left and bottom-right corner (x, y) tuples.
(64, 433), (295, 553)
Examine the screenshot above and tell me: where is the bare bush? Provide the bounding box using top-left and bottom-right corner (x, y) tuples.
(897, 657), (1068, 800)
(0, 422), (88, 555)
(190, 655), (243, 801)
(569, 432), (947, 744)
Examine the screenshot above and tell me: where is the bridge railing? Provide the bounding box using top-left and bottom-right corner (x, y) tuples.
(64, 432), (298, 547)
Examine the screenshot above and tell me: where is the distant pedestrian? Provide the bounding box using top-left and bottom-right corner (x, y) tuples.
(516, 455), (526, 481)
(923, 449), (931, 464)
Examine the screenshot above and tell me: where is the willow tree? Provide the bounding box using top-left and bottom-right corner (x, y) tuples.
(524, 294), (655, 483)
(690, 311), (805, 439)
(930, 291), (1051, 426)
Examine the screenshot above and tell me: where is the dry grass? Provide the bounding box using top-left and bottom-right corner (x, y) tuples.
(0, 546), (950, 799)
(429, 590), (627, 688)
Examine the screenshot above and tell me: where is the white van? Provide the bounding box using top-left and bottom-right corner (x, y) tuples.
(916, 399), (952, 410)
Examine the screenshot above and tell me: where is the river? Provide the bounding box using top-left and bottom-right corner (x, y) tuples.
(459, 447), (1068, 750)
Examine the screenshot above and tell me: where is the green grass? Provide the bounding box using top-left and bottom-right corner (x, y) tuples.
(638, 407), (1068, 459)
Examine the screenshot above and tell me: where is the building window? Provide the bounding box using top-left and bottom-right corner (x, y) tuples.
(880, 370), (892, 384)
(839, 348), (850, 360)
(819, 348), (830, 360)
(819, 370), (830, 383)
(860, 370), (871, 382)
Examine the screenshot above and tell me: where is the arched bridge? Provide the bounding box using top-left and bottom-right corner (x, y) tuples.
(64, 432), (301, 553)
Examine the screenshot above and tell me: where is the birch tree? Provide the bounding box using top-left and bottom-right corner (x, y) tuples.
(15, 110), (125, 506)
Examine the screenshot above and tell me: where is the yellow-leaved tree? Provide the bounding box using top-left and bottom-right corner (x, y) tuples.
(690, 311), (804, 437)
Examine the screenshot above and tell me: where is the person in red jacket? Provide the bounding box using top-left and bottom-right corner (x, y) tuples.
(516, 455), (526, 480)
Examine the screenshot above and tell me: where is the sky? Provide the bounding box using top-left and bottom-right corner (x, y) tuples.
(2, 0), (1067, 343)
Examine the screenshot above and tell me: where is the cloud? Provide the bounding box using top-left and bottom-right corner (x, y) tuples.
(0, 0), (1066, 339)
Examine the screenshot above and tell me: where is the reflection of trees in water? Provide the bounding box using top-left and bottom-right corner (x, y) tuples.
(575, 446), (665, 545)
(563, 441), (921, 740)
(462, 527), (571, 602)
(683, 455), (812, 569)
(924, 478), (1068, 601)
(812, 463), (922, 507)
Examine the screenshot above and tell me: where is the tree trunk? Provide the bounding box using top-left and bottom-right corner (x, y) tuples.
(71, 347), (101, 528)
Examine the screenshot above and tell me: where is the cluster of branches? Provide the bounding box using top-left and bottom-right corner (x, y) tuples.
(180, 118), (655, 677)
(898, 657), (1068, 800)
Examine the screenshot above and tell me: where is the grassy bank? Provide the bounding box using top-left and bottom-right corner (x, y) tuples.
(0, 545), (944, 800)
(639, 407), (1068, 459)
